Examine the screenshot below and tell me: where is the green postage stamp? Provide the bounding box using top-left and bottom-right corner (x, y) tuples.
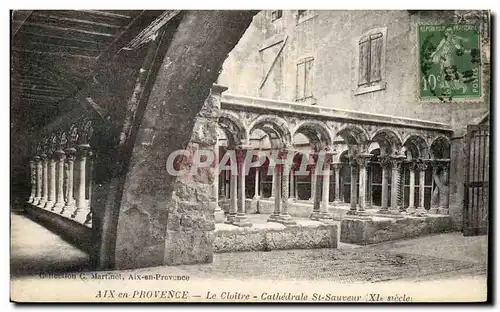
(418, 24), (481, 101)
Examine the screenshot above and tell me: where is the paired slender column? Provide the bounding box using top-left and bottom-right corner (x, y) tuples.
(38, 154), (49, 208)
(213, 145), (225, 223)
(53, 150), (66, 212)
(406, 163), (417, 214)
(332, 163), (342, 205)
(356, 154), (371, 213)
(379, 156), (391, 212)
(33, 156), (42, 205)
(72, 144), (89, 223)
(233, 148), (251, 227)
(62, 148), (76, 216)
(309, 166), (317, 202)
(347, 155), (359, 215)
(44, 154), (56, 210)
(28, 160), (36, 203)
(390, 155), (405, 212)
(278, 162), (296, 225)
(288, 168), (295, 202)
(318, 153), (334, 220)
(253, 167), (260, 199)
(268, 164), (282, 222)
(225, 168), (238, 224)
(416, 161), (428, 213)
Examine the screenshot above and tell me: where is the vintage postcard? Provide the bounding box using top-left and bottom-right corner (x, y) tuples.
(10, 9), (490, 303)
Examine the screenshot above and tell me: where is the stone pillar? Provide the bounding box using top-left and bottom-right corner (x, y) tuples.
(28, 159), (36, 203)
(332, 163), (342, 205)
(44, 154), (56, 209)
(253, 166), (260, 200)
(438, 161), (450, 215)
(268, 164), (282, 223)
(278, 163), (296, 225)
(356, 154), (371, 213)
(318, 153), (333, 220)
(38, 154), (49, 208)
(54, 150), (66, 212)
(407, 162), (417, 214)
(225, 168), (238, 224)
(233, 148), (251, 227)
(310, 155), (321, 219)
(33, 156), (42, 205)
(390, 156), (404, 213)
(270, 167), (276, 200)
(72, 144), (89, 223)
(85, 151), (94, 225)
(309, 167), (317, 202)
(288, 168), (295, 202)
(429, 163), (440, 214)
(62, 148), (76, 216)
(347, 155), (359, 215)
(379, 157), (391, 212)
(416, 161), (428, 214)
(213, 145), (225, 223)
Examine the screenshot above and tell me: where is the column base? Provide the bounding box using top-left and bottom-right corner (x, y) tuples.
(27, 197), (34, 203)
(406, 206), (417, 214)
(214, 209), (225, 223)
(437, 208), (449, 215)
(317, 211), (333, 220)
(415, 207), (427, 215)
(309, 211), (321, 220)
(287, 197), (296, 203)
(44, 200), (55, 210)
(276, 214), (297, 226)
(346, 209), (360, 216)
(428, 207), (439, 214)
(61, 204), (75, 218)
(54, 202), (65, 212)
(232, 214), (252, 227)
(71, 210), (88, 224)
(268, 196), (275, 201)
(32, 198), (41, 206)
(225, 213), (237, 224)
(267, 213), (280, 223)
(38, 199), (48, 208)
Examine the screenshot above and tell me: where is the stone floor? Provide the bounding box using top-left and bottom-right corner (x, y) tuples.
(11, 211), (487, 283)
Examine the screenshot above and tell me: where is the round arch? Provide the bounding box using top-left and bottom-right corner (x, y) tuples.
(371, 128), (403, 155)
(335, 124), (370, 146)
(217, 111), (248, 147)
(430, 135), (451, 159)
(292, 120), (333, 148)
(248, 115), (292, 148)
(403, 134), (430, 160)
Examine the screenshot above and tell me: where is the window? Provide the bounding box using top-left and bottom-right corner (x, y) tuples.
(296, 57), (314, 101)
(271, 10), (282, 21)
(298, 10), (307, 19)
(296, 10), (316, 24)
(355, 28), (387, 95)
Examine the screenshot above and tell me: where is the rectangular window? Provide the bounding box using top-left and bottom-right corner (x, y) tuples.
(358, 32), (384, 87)
(296, 57), (314, 101)
(271, 10), (283, 21)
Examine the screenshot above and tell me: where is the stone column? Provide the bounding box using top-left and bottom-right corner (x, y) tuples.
(53, 150), (66, 212)
(390, 155), (404, 213)
(225, 168), (238, 224)
(332, 163), (342, 205)
(347, 155), (359, 215)
(85, 151), (94, 225)
(288, 168), (295, 202)
(38, 154), (49, 208)
(224, 170), (230, 198)
(438, 161), (450, 215)
(233, 148), (251, 227)
(72, 144), (89, 223)
(416, 161), (428, 214)
(378, 156), (391, 212)
(270, 167), (276, 200)
(278, 163), (296, 225)
(213, 145), (225, 223)
(28, 159), (36, 203)
(33, 156), (42, 205)
(268, 164), (282, 223)
(62, 148), (76, 216)
(367, 166), (373, 208)
(406, 162), (417, 214)
(318, 153), (333, 220)
(253, 166), (260, 200)
(356, 154), (371, 213)
(310, 155), (321, 219)
(309, 166), (317, 202)
(429, 163), (440, 214)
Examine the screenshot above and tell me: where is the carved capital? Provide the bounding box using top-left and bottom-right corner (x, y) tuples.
(355, 153), (372, 168)
(379, 156), (393, 169)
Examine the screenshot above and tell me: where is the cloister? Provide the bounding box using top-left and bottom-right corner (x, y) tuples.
(25, 84), (453, 232)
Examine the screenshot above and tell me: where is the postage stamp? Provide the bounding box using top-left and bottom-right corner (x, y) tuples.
(10, 9), (490, 304)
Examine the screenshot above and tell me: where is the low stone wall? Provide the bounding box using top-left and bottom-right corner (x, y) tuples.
(340, 214), (455, 245)
(214, 220), (338, 253)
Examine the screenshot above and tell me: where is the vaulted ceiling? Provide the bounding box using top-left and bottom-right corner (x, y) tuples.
(11, 10), (167, 133)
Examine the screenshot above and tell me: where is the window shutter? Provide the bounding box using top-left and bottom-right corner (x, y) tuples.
(370, 33), (383, 83)
(358, 38), (370, 86)
(296, 62), (305, 100)
(305, 59), (313, 98)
